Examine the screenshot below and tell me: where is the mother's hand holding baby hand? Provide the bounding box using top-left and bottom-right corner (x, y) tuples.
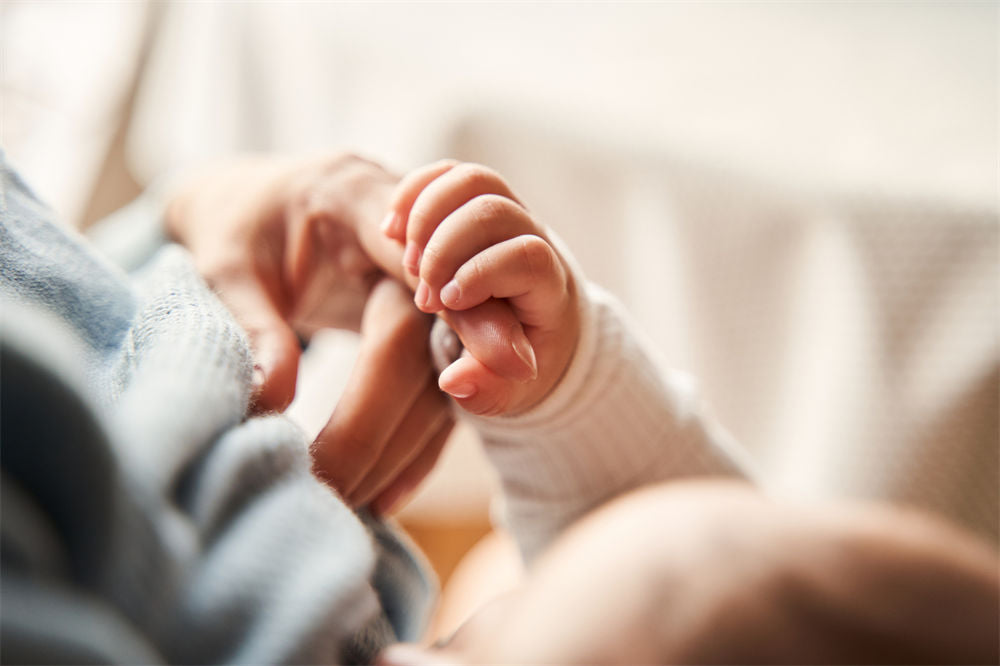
(166, 153), (453, 511)
(166, 153), (394, 410)
(312, 277), (454, 514)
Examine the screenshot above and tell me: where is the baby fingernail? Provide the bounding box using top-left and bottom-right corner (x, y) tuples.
(414, 280), (430, 309)
(440, 280), (461, 306)
(444, 382), (477, 399)
(439, 363), (477, 399)
(403, 242), (421, 275)
(510, 325), (538, 380)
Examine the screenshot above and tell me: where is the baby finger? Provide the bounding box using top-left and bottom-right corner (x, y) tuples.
(381, 159), (459, 241)
(440, 235), (568, 331)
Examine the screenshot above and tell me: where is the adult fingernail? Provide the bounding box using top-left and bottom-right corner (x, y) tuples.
(251, 364), (266, 391)
(440, 280), (461, 307)
(403, 241), (421, 275)
(414, 280), (430, 309)
(511, 325), (538, 380)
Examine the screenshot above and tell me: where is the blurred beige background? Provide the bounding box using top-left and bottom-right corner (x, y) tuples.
(3, 1), (997, 577)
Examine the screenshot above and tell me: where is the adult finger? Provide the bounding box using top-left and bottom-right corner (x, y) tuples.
(370, 419), (454, 516)
(214, 271), (301, 412)
(348, 379), (453, 507)
(312, 278), (434, 497)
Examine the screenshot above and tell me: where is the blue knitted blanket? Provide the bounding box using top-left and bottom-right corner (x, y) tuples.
(0, 152), (432, 663)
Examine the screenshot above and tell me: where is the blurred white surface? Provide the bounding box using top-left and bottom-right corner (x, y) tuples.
(126, 2), (997, 204)
(1, 1), (148, 223)
(3, 1), (996, 531)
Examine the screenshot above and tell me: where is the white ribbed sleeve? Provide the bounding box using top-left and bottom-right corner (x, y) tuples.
(463, 283), (754, 563)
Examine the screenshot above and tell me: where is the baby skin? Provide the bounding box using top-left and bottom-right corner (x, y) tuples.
(380, 160), (581, 417)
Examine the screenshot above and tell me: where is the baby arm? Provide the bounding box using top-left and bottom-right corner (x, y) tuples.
(382, 161), (752, 562)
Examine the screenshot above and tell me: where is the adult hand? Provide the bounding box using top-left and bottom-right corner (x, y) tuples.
(312, 278), (454, 514)
(166, 153), (394, 411)
(167, 153), (456, 509)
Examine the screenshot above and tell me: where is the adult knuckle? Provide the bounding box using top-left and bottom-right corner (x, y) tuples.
(324, 152), (353, 169)
(291, 181), (340, 223)
(317, 151), (369, 176)
(312, 152), (390, 199)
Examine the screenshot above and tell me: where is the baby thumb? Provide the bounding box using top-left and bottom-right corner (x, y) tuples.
(437, 354), (515, 417)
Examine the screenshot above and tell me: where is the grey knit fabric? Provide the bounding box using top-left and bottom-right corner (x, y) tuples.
(0, 152), (432, 664)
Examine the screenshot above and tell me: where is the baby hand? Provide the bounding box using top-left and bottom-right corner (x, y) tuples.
(381, 161), (581, 416)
